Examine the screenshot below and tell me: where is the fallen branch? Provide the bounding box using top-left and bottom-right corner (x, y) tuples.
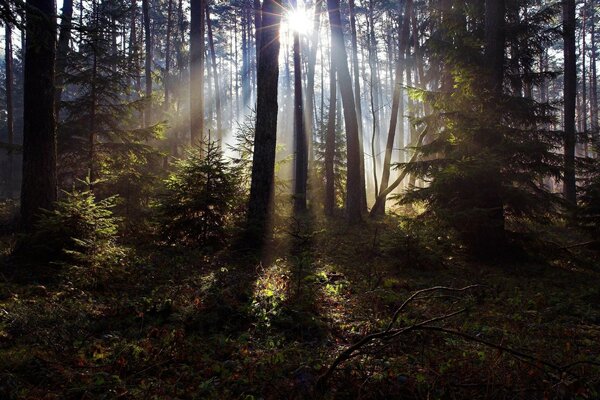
(316, 285), (481, 389)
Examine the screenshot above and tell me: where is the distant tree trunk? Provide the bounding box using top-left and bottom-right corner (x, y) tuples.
(292, 0), (307, 213)
(54, 0), (73, 119)
(88, 0), (99, 187)
(563, 0), (577, 204)
(327, 0), (363, 223)
(325, 65), (337, 216)
(5, 18), (14, 149)
(582, 4), (588, 142)
(348, 0), (367, 212)
(190, 0), (205, 144)
(164, 0), (173, 107)
(4, 13), (14, 196)
(21, 0), (57, 229)
(590, 5), (598, 144)
(246, 0), (282, 244)
(142, 0), (152, 125)
(206, 1), (223, 141)
(241, 6), (251, 108)
(306, 0), (322, 168)
(374, 0), (411, 216)
(130, 0), (142, 99)
(253, 0), (261, 64)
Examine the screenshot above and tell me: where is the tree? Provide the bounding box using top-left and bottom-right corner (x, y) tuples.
(55, 0), (73, 118)
(190, 0), (205, 144)
(563, 0), (576, 204)
(292, 0), (307, 213)
(375, 0), (412, 216)
(246, 0), (282, 244)
(21, 0), (58, 229)
(327, 0), (363, 223)
(142, 0), (152, 125)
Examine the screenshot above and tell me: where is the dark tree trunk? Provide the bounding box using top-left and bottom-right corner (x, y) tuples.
(206, 1), (223, 141)
(327, 0), (363, 224)
(190, 0), (205, 144)
(325, 63), (337, 216)
(164, 0), (173, 107)
(21, 0), (58, 229)
(348, 0), (367, 212)
(4, 12), (15, 196)
(306, 0), (322, 169)
(374, 0), (411, 216)
(563, 0), (577, 204)
(54, 0), (73, 119)
(246, 0), (282, 244)
(478, 0), (507, 250)
(142, 0), (152, 125)
(590, 4), (598, 143)
(292, 0), (307, 213)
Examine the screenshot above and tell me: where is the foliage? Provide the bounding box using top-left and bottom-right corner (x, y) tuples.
(31, 184), (124, 267)
(400, 3), (562, 253)
(577, 161), (600, 241)
(57, 0), (166, 225)
(157, 140), (244, 248)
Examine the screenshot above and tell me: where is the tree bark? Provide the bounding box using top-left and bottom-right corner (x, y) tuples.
(4, 11), (14, 196)
(590, 4), (598, 144)
(21, 0), (58, 229)
(325, 63), (337, 216)
(348, 0), (367, 212)
(327, 0), (363, 223)
(190, 0), (205, 144)
(54, 0), (73, 119)
(164, 0), (173, 107)
(246, 0), (282, 244)
(374, 0), (411, 216)
(563, 0), (577, 204)
(206, 1), (223, 141)
(292, 0), (307, 213)
(142, 0), (152, 125)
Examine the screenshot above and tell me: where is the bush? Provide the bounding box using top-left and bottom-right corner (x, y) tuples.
(32, 186), (124, 267)
(157, 141), (244, 248)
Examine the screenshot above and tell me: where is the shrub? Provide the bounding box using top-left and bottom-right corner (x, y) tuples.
(157, 141), (244, 248)
(32, 186), (124, 267)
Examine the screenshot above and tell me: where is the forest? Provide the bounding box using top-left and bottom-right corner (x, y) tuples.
(0, 0), (599, 398)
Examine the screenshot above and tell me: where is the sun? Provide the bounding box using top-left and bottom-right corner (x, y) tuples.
(284, 6), (313, 36)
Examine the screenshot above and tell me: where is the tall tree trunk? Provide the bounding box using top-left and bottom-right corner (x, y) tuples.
(190, 0), (205, 144)
(325, 64), (337, 216)
(591, 4), (598, 143)
(164, 0), (173, 107)
(348, 0), (367, 212)
(54, 0), (73, 119)
(253, 0), (262, 65)
(142, 0), (152, 125)
(374, 0), (411, 216)
(246, 0), (282, 244)
(241, 6), (251, 108)
(21, 0), (57, 229)
(206, 1), (223, 141)
(4, 12), (14, 196)
(563, 0), (577, 204)
(5, 18), (14, 150)
(306, 0), (322, 168)
(582, 3), (588, 142)
(327, 0), (363, 223)
(292, 0), (307, 213)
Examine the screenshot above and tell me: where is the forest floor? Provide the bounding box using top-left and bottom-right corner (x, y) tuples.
(0, 212), (599, 399)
